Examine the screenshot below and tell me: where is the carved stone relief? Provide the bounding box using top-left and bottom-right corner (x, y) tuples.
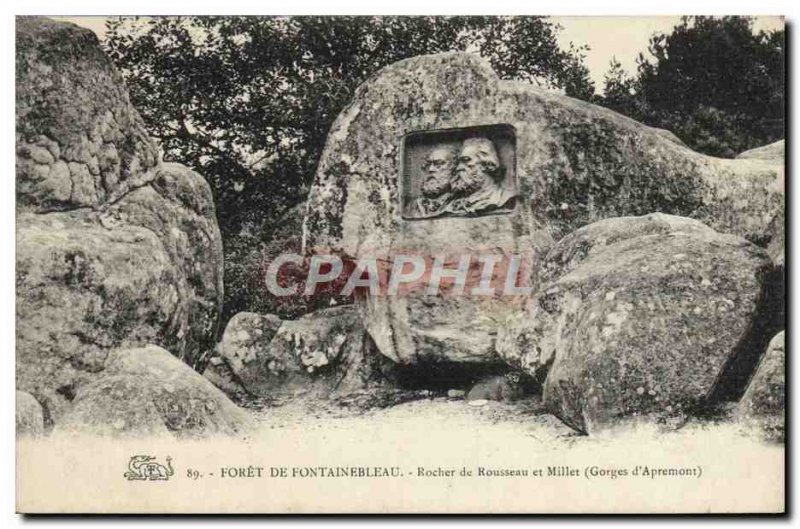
(401, 124), (517, 220)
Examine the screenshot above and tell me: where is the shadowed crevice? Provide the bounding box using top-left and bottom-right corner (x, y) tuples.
(707, 264), (785, 404)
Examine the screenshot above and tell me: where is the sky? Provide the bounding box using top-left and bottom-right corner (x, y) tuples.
(59, 15), (784, 94)
(552, 16), (784, 91)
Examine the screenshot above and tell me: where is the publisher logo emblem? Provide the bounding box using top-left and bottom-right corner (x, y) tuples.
(124, 455), (174, 481)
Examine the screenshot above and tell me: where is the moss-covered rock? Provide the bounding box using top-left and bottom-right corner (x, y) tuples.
(497, 213), (776, 434)
(303, 52), (783, 367)
(16, 17), (160, 211)
(55, 345), (251, 438)
(736, 331), (785, 442)
(208, 306), (393, 399)
(15, 18), (224, 427)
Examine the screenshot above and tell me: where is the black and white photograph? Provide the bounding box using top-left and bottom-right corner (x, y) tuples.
(11, 9), (787, 514)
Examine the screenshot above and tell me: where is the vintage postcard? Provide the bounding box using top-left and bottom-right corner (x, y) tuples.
(15, 14), (785, 514)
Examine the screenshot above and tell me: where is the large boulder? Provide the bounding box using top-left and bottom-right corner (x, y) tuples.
(206, 306), (392, 399)
(15, 18), (223, 426)
(497, 213), (777, 434)
(16, 16), (160, 211)
(303, 52), (784, 367)
(737, 140), (785, 271)
(736, 331), (785, 442)
(55, 345), (252, 438)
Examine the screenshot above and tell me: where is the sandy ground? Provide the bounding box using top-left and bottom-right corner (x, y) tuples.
(251, 395), (575, 439)
(241, 392), (779, 452)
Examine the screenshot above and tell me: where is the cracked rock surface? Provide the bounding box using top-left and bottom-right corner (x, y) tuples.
(15, 18), (224, 429)
(16, 16), (160, 211)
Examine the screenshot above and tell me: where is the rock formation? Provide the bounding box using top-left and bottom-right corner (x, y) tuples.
(206, 306), (394, 399)
(16, 391), (45, 437)
(497, 213), (777, 433)
(16, 17), (224, 428)
(16, 24), (785, 440)
(736, 140), (784, 163)
(55, 345), (252, 438)
(303, 52), (784, 369)
(210, 312), (283, 395)
(736, 331), (785, 442)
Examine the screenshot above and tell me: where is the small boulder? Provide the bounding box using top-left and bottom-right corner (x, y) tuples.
(270, 306), (394, 397)
(214, 312), (283, 393)
(499, 213), (775, 434)
(55, 345), (252, 438)
(16, 391), (45, 437)
(466, 374), (527, 403)
(736, 331), (785, 442)
(447, 389), (466, 399)
(212, 306), (390, 399)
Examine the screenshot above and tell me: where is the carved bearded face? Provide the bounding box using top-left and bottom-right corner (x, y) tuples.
(421, 146), (453, 198)
(452, 137), (501, 195)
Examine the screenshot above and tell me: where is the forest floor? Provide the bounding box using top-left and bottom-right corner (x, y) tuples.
(239, 391), (777, 453)
(250, 394), (574, 439)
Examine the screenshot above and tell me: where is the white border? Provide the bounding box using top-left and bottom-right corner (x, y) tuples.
(3, 1), (795, 526)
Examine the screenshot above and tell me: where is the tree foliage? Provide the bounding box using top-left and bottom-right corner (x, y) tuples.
(103, 16), (594, 319)
(600, 16), (784, 158)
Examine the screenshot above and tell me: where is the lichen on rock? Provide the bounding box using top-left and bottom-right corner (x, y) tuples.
(55, 345), (252, 438)
(498, 213), (778, 434)
(16, 16), (160, 211)
(302, 52), (783, 370)
(15, 17), (224, 429)
(736, 331), (785, 442)
(207, 306), (394, 400)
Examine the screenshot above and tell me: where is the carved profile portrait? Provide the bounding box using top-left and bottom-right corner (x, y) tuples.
(407, 145), (455, 219)
(444, 137), (516, 216)
(402, 125), (517, 220)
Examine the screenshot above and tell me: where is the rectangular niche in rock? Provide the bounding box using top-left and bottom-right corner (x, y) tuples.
(401, 124), (517, 220)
